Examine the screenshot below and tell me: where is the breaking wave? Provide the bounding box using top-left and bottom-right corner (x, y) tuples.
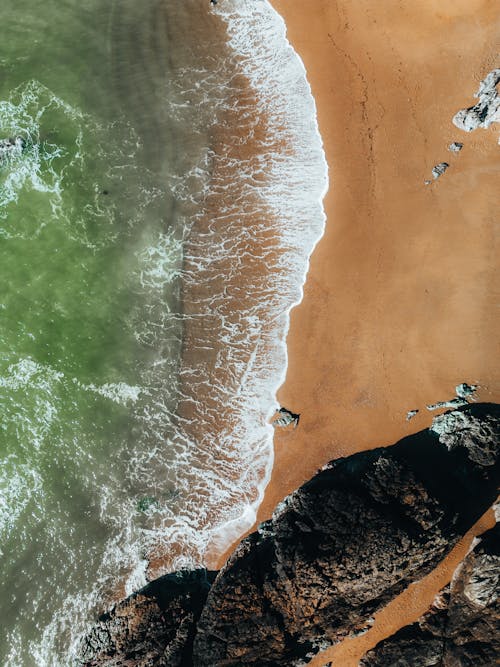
(0, 1), (327, 664)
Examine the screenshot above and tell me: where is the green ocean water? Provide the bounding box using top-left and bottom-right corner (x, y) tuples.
(0, 0), (224, 663)
(0, 0), (329, 662)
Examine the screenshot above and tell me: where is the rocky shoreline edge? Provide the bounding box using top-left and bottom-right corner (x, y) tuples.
(80, 403), (499, 666)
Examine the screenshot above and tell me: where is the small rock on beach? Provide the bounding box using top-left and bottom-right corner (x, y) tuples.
(432, 162), (449, 179)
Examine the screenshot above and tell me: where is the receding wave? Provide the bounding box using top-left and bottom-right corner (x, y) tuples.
(160, 0), (328, 560)
(0, 1), (327, 664)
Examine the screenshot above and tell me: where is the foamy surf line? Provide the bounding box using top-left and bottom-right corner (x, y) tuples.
(204, 0), (328, 551)
(4, 2), (328, 663)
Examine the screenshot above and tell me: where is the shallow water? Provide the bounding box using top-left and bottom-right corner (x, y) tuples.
(0, 0), (327, 664)
(0, 1), (225, 663)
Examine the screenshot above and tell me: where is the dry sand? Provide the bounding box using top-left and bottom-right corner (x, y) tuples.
(262, 0), (499, 515)
(249, 0), (499, 662)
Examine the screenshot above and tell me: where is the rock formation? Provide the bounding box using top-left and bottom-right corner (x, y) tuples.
(453, 68), (500, 133)
(80, 404), (499, 666)
(426, 382), (478, 412)
(360, 523), (500, 667)
(273, 406), (300, 428)
(431, 162), (449, 179)
(80, 569), (216, 667)
(448, 141), (463, 152)
(406, 409), (418, 421)
(455, 382), (478, 400)
(192, 403), (499, 665)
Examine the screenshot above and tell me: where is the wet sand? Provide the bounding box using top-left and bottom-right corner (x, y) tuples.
(251, 0), (499, 662)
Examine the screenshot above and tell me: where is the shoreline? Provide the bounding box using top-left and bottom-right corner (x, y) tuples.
(241, 0), (499, 660)
(148, 0), (328, 577)
(203, 0), (329, 566)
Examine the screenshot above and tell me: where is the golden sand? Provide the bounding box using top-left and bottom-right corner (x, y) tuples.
(250, 0), (499, 662)
(262, 0), (499, 517)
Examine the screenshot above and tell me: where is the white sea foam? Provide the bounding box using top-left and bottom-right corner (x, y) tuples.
(0, 358), (64, 449)
(79, 381), (143, 405)
(181, 0), (328, 554)
(84, 0), (329, 575)
(1, 2), (328, 663)
(0, 457), (42, 552)
(0, 80), (78, 228)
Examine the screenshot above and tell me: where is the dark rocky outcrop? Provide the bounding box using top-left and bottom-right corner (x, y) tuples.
(360, 523), (500, 667)
(81, 404), (499, 666)
(80, 569), (216, 667)
(406, 409), (419, 421)
(453, 68), (500, 133)
(431, 162), (449, 179)
(273, 407), (301, 428)
(0, 137), (26, 161)
(192, 404), (499, 665)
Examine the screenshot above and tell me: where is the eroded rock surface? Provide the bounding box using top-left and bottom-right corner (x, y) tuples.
(80, 404), (499, 667)
(274, 407), (300, 428)
(431, 408), (498, 466)
(453, 68), (500, 133)
(80, 569), (216, 667)
(192, 404), (499, 666)
(431, 162), (449, 179)
(360, 523), (500, 667)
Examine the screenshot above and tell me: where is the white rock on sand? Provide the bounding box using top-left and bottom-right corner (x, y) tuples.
(453, 68), (500, 133)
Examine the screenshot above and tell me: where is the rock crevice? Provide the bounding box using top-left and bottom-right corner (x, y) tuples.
(80, 404), (500, 666)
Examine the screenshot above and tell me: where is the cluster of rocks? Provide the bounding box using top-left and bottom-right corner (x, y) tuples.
(361, 523), (499, 666)
(407, 382), (477, 420)
(80, 403), (499, 666)
(425, 67), (499, 184)
(426, 381), (478, 412)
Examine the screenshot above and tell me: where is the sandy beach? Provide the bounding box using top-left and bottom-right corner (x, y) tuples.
(251, 0), (499, 662)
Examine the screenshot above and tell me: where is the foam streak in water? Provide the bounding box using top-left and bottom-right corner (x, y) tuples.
(145, 0), (328, 567)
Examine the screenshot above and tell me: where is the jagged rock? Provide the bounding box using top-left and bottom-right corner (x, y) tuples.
(81, 405), (499, 667)
(430, 408), (498, 466)
(406, 409), (419, 421)
(79, 569), (216, 667)
(192, 404), (500, 666)
(448, 141), (463, 152)
(427, 397), (468, 411)
(456, 382), (478, 400)
(0, 137), (25, 161)
(274, 407), (300, 428)
(360, 523), (500, 667)
(431, 162), (449, 179)
(427, 383), (478, 412)
(453, 68), (500, 132)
